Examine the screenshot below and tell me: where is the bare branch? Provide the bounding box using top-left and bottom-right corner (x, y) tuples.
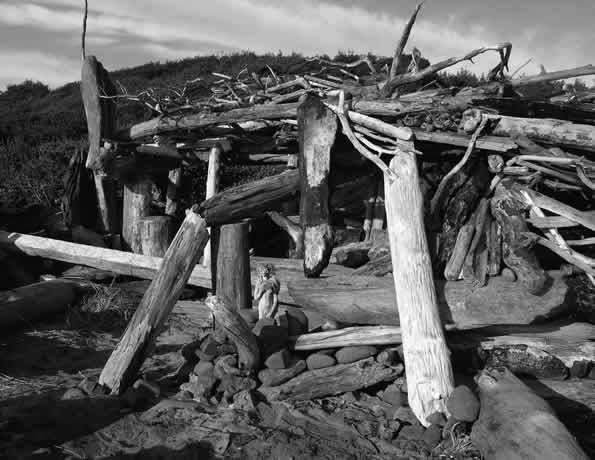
(389, 2), (423, 80)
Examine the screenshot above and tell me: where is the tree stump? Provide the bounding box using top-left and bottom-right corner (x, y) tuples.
(122, 177), (152, 253)
(211, 222), (251, 310)
(99, 206), (209, 394)
(384, 149), (454, 425)
(140, 216), (173, 257)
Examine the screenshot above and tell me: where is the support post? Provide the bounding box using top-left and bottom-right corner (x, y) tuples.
(202, 145), (221, 267)
(298, 94), (338, 277)
(370, 178), (386, 240)
(384, 149), (454, 426)
(93, 172), (119, 247)
(140, 216), (173, 257)
(210, 222), (251, 310)
(99, 206), (209, 394)
(122, 177), (152, 253)
(165, 167), (182, 217)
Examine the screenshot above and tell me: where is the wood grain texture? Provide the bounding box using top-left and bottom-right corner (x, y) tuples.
(384, 151), (454, 425)
(99, 208), (209, 394)
(298, 94), (337, 277)
(139, 216), (173, 257)
(258, 357), (400, 401)
(205, 295), (260, 371)
(122, 178), (152, 253)
(491, 180), (550, 294)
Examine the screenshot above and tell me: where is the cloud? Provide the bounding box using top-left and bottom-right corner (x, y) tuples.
(0, 50), (79, 89)
(0, 0), (591, 88)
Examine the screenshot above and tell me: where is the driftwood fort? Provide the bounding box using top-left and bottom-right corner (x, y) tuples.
(1, 3), (594, 459)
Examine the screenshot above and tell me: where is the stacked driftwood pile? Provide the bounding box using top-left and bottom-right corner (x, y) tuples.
(1, 3), (594, 459)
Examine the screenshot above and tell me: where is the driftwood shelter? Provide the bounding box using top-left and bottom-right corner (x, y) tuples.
(1, 3), (594, 459)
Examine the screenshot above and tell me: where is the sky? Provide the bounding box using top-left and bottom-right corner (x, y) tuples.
(0, 0), (593, 90)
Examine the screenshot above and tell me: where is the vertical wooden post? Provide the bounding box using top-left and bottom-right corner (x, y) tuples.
(140, 216), (173, 257)
(122, 177), (151, 253)
(99, 206), (209, 394)
(370, 178), (386, 240)
(363, 180), (377, 241)
(202, 145), (222, 267)
(93, 172), (119, 245)
(298, 94), (338, 277)
(210, 222), (251, 310)
(384, 149), (454, 426)
(165, 167), (182, 217)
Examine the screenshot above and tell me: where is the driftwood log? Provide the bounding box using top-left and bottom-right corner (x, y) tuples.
(287, 271), (569, 328)
(491, 180), (550, 294)
(139, 216), (173, 257)
(384, 151), (454, 425)
(99, 207), (209, 394)
(0, 280), (86, 330)
(211, 223), (252, 310)
(80, 55), (116, 170)
(258, 357), (401, 401)
(298, 95), (337, 277)
(471, 367), (589, 460)
(202, 145), (221, 267)
(205, 295), (260, 371)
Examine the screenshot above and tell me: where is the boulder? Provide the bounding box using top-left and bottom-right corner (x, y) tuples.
(265, 348), (291, 369)
(335, 345), (378, 364)
(306, 353), (336, 370)
(446, 385), (480, 422)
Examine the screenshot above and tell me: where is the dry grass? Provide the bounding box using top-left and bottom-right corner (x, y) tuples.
(437, 422), (481, 459)
(65, 282), (139, 332)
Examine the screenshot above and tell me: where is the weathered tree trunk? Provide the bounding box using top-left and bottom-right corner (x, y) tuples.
(384, 150), (454, 425)
(488, 115), (595, 153)
(0, 280), (84, 330)
(211, 223), (251, 310)
(139, 216), (173, 257)
(202, 145), (221, 267)
(259, 357), (401, 401)
(99, 207), (209, 394)
(298, 94), (337, 277)
(471, 367), (589, 460)
(491, 180), (550, 294)
(122, 178), (152, 253)
(199, 170), (300, 226)
(81, 56), (116, 171)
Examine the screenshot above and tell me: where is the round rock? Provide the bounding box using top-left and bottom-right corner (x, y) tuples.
(335, 345), (378, 364)
(446, 385), (480, 422)
(306, 353), (336, 370)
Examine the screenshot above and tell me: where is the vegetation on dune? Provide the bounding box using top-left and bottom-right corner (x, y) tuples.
(0, 51), (592, 209)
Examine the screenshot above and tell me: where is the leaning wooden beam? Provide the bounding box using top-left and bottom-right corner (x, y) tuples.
(118, 102), (300, 141)
(517, 185), (595, 232)
(471, 367), (589, 460)
(206, 295), (259, 371)
(99, 206), (209, 394)
(527, 213), (595, 229)
(0, 280), (86, 331)
(388, 2), (423, 81)
(384, 150), (454, 425)
(0, 231), (211, 289)
(199, 170), (300, 226)
(510, 64), (595, 88)
(287, 271), (569, 328)
(298, 94), (337, 277)
(488, 115), (595, 153)
(258, 357), (401, 401)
